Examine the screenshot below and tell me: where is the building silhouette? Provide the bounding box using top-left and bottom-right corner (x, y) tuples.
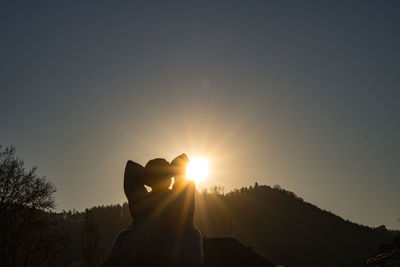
(366, 236), (400, 266)
(203, 237), (275, 267)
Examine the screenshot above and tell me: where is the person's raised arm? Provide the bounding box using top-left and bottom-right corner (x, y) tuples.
(170, 154), (203, 266)
(124, 160), (149, 221)
(170, 154), (195, 226)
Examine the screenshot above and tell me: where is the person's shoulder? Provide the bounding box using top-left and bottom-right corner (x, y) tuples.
(110, 223), (142, 252)
(187, 225), (203, 240)
(115, 224), (135, 240)
(108, 223), (145, 261)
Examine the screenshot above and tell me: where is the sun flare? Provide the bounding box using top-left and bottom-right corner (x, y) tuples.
(186, 158), (209, 182)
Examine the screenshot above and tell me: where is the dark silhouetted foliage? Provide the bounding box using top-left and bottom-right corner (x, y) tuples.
(0, 146), (67, 267)
(81, 209), (101, 267)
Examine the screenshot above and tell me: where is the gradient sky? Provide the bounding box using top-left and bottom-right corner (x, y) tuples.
(1, 1), (399, 229)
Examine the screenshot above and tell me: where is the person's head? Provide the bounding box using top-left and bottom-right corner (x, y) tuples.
(123, 155), (192, 222)
(145, 158), (173, 192)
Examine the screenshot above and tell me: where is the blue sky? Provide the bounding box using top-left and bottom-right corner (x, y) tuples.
(1, 1), (399, 229)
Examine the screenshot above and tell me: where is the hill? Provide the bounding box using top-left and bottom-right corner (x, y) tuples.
(53, 184), (397, 266)
(194, 184), (397, 266)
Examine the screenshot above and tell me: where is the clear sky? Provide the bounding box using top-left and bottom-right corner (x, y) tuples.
(1, 1), (399, 229)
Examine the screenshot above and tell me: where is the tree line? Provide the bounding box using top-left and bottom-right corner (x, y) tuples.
(1, 146), (398, 266)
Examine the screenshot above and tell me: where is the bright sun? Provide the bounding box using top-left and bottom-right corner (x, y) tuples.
(186, 158), (209, 182)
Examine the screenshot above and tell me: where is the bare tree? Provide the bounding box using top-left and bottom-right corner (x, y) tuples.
(0, 146), (66, 267)
(81, 209), (100, 267)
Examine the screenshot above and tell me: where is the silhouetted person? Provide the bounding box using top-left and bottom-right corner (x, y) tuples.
(101, 154), (203, 266)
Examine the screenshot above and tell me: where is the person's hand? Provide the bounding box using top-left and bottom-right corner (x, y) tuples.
(170, 153), (189, 188)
